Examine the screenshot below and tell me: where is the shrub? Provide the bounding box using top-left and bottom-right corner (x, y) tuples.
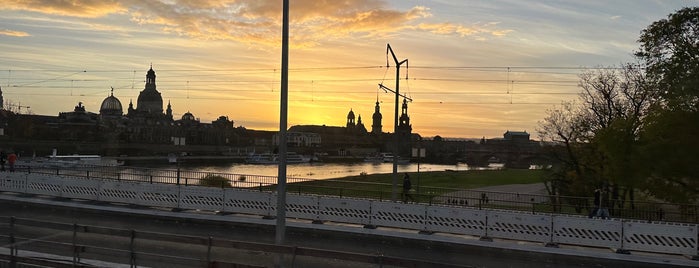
(199, 174), (231, 188)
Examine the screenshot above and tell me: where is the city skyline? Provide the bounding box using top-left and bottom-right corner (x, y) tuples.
(0, 1), (695, 138)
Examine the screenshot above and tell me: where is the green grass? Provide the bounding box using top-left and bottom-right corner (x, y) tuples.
(329, 169), (545, 189)
(277, 169), (546, 201)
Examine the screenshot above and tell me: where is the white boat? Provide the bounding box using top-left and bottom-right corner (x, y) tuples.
(246, 152), (310, 164)
(364, 153), (385, 163)
(245, 153), (277, 164)
(364, 153), (410, 164)
(23, 149), (124, 168)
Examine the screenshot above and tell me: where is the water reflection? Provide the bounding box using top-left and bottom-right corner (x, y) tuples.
(162, 162), (504, 180)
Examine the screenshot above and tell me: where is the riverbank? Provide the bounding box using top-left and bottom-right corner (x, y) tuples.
(325, 169), (546, 190)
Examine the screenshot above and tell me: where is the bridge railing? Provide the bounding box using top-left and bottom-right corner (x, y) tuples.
(0, 216), (461, 268)
(14, 164), (699, 223)
(0, 172), (697, 258)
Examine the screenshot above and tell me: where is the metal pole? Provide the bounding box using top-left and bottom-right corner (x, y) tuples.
(392, 64), (399, 202)
(275, 0), (289, 246)
(386, 44), (407, 202)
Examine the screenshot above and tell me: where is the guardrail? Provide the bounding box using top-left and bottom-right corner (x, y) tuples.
(16, 165), (699, 223)
(0, 216), (463, 268)
(1, 172), (697, 259)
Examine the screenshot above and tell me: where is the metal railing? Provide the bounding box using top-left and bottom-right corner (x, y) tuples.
(15, 164), (699, 224)
(0, 216), (465, 268)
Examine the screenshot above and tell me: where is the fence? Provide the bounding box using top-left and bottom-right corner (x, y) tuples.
(0, 217), (463, 268)
(1, 172), (697, 258)
(18, 165), (699, 223)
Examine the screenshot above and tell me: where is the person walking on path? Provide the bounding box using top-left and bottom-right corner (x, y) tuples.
(402, 173), (414, 203)
(589, 187), (610, 219)
(596, 188), (611, 219)
(7, 151), (17, 172)
(0, 150), (5, 171)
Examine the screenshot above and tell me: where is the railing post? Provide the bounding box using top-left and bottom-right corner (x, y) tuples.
(73, 223), (79, 266)
(207, 236), (212, 265)
(130, 230), (136, 267)
(10, 217), (16, 265)
(176, 168), (181, 185)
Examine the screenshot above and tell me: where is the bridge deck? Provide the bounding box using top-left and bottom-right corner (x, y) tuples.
(0, 192), (695, 268)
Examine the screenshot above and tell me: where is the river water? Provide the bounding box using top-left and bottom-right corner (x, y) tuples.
(170, 162), (503, 180)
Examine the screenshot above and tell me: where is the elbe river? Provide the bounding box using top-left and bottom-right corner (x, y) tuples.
(168, 162), (504, 180)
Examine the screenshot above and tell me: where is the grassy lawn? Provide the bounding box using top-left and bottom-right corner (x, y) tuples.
(277, 169), (546, 201)
(327, 169), (545, 189)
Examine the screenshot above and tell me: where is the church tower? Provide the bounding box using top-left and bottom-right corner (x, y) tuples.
(346, 109), (356, 129)
(0, 86), (4, 110)
(371, 99), (382, 134)
(396, 98), (412, 157)
(166, 100), (173, 120)
(136, 65), (163, 115)
(398, 98), (411, 132)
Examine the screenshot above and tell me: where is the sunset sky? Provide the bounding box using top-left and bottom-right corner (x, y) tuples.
(0, 1), (695, 138)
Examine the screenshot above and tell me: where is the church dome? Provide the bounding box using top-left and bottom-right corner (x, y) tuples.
(136, 66), (163, 114)
(347, 109), (355, 119)
(181, 111), (196, 121)
(100, 92), (123, 116)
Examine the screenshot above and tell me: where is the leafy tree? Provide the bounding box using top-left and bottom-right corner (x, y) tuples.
(538, 65), (651, 209)
(636, 7), (699, 112)
(540, 7), (699, 206)
(635, 7), (699, 203)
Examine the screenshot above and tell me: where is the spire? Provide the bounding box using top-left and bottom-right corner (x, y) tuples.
(166, 100), (173, 119)
(399, 98), (410, 128)
(372, 98), (382, 134)
(146, 65), (156, 87)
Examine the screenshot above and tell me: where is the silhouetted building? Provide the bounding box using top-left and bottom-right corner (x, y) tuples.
(504, 130), (530, 142)
(395, 98), (413, 157)
(371, 99), (382, 134)
(346, 109), (355, 130)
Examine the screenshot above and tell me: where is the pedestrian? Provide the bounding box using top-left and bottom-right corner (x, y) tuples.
(7, 151), (17, 172)
(402, 173), (414, 203)
(0, 149), (5, 172)
(588, 188), (601, 218)
(596, 188), (611, 219)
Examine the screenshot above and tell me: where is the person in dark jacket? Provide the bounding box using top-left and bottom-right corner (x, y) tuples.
(402, 173), (414, 203)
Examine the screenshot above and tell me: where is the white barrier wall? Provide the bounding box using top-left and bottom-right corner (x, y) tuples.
(425, 206), (487, 237)
(1, 173), (697, 258)
(553, 216), (622, 249)
(487, 211), (552, 244)
(623, 221), (698, 256)
(318, 196), (372, 225)
(180, 186), (225, 211)
(222, 189), (272, 217)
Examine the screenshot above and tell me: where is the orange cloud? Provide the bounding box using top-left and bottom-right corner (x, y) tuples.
(2, 0), (126, 18)
(1, 0), (511, 46)
(0, 29), (30, 37)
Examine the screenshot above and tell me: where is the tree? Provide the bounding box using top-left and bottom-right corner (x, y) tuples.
(636, 7), (699, 112)
(635, 7), (699, 203)
(540, 7), (699, 206)
(538, 65), (651, 209)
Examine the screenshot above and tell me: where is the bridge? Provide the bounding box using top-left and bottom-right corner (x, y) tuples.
(0, 167), (697, 267)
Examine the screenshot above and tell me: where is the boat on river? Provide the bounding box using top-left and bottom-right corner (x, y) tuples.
(364, 153), (409, 164)
(21, 149), (124, 168)
(245, 152), (310, 164)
